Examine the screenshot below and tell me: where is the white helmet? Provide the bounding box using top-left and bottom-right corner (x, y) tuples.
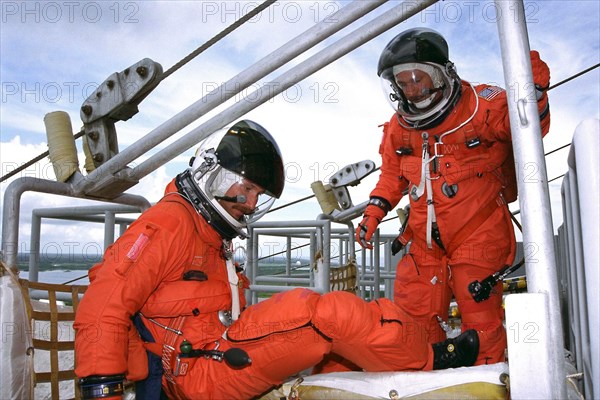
(378, 28), (462, 129)
(176, 120), (285, 239)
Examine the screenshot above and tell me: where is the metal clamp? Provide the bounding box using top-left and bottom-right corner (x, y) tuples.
(328, 160), (376, 210)
(80, 58), (163, 177)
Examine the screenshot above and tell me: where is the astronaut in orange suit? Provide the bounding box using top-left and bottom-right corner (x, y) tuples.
(356, 28), (551, 365)
(74, 120), (480, 400)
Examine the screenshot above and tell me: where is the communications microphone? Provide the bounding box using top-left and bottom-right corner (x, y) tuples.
(421, 86), (445, 95)
(215, 195), (247, 203)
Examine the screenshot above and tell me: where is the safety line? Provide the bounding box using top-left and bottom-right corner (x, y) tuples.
(0, 130), (85, 183)
(545, 143), (571, 157)
(269, 194), (315, 213)
(548, 62), (600, 91)
(159, 0), (277, 82)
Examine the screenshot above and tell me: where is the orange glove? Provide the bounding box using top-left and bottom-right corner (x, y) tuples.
(356, 201), (388, 250)
(530, 50), (551, 134)
(530, 50), (550, 92)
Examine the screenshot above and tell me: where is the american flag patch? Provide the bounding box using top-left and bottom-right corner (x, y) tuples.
(478, 86), (503, 100)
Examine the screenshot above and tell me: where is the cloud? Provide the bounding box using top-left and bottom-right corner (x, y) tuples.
(1, 0), (599, 256)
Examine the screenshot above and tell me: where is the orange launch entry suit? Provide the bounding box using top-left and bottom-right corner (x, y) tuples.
(367, 74), (550, 364)
(75, 181), (435, 399)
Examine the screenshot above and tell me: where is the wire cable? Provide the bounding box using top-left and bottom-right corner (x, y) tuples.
(159, 0), (277, 81)
(1, 0), (278, 184)
(0, 130), (85, 183)
(548, 63), (600, 91)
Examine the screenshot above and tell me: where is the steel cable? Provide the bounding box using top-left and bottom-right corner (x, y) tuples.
(1, 0), (277, 184)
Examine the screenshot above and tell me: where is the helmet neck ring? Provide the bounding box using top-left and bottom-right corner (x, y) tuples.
(175, 170), (241, 240)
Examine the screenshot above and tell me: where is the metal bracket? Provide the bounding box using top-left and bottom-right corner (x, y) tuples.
(328, 160), (376, 210)
(80, 58), (163, 169)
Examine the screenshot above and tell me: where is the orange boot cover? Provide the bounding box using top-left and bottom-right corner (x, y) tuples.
(452, 265), (507, 365)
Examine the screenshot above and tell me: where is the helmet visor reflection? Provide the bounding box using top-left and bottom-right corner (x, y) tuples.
(207, 167), (276, 224)
(392, 63), (444, 108)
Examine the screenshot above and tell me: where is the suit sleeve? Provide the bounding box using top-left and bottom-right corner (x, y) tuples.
(530, 50), (551, 136)
(479, 50), (551, 142)
(74, 203), (190, 377)
(368, 121), (409, 209)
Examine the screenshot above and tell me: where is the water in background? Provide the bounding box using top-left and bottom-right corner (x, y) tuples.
(16, 253), (311, 286)
(16, 252), (97, 285)
(20, 269), (91, 285)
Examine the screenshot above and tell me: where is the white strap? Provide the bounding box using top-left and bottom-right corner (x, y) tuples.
(414, 133), (436, 249)
(425, 161), (436, 249)
(226, 258), (241, 321)
(413, 138), (429, 200)
(411, 132), (436, 249)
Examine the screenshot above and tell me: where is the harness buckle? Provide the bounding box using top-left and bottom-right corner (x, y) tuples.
(433, 141), (445, 159)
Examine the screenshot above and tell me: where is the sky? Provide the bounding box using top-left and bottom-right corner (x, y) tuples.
(1, 0), (599, 264)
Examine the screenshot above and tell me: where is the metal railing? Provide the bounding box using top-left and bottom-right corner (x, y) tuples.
(558, 119), (599, 400)
(1, 1), (584, 398)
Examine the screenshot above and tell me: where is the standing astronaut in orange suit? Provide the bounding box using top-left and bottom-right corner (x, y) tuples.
(356, 28), (551, 365)
(74, 120), (480, 400)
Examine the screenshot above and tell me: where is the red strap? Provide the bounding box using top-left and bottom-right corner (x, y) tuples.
(445, 195), (505, 257)
(143, 342), (163, 357)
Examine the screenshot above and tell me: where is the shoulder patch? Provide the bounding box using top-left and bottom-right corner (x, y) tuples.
(478, 86), (503, 101)
(127, 233), (150, 261)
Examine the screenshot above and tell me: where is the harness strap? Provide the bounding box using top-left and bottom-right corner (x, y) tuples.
(226, 257), (241, 321)
(424, 151), (437, 250)
(413, 135), (429, 200)
(396, 194), (505, 259)
(138, 315), (186, 384)
(444, 195), (505, 257)
(412, 132), (438, 249)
